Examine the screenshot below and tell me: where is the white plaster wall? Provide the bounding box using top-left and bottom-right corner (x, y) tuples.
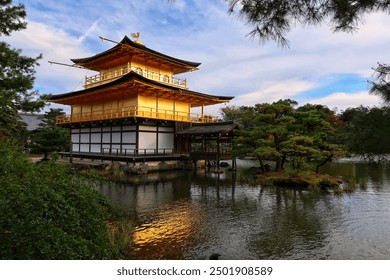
(72, 143), (79, 152)
(102, 133), (110, 142)
(90, 127), (101, 132)
(122, 132), (136, 143)
(159, 127), (174, 132)
(71, 134), (79, 143)
(123, 125), (136, 130)
(90, 144), (101, 153)
(139, 125), (157, 131)
(91, 133), (101, 143)
(158, 133), (174, 149)
(112, 132), (121, 143)
(80, 144), (89, 152)
(139, 132), (156, 152)
(80, 134), (89, 142)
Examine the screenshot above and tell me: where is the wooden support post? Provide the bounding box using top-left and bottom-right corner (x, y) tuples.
(201, 104), (204, 122)
(216, 133), (221, 172)
(70, 141), (73, 164)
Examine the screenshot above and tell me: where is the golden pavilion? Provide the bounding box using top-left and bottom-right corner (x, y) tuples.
(49, 35), (235, 162)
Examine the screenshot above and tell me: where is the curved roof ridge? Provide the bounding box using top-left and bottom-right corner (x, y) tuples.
(71, 35), (201, 69)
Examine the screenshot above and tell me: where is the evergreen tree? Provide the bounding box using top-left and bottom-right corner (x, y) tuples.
(0, 0), (44, 140)
(289, 104), (344, 173)
(224, 100), (344, 173)
(369, 63), (390, 104)
(226, 0), (390, 47)
(30, 108), (69, 160)
(229, 99), (297, 172)
(340, 106), (390, 163)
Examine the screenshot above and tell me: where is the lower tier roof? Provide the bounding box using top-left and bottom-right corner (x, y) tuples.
(49, 71), (234, 107)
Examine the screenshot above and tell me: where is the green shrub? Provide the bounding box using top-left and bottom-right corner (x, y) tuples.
(344, 177), (357, 192)
(358, 177), (367, 190)
(283, 167), (301, 178)
(0, 140), (117, 259)
(319, 178), (335, 189)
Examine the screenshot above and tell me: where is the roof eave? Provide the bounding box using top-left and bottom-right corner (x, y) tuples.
(48, 71), (234, 105)
(70, 36), (201, 70)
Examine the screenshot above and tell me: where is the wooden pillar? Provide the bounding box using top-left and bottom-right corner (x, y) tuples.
(216, 133), (221, 171)
(70, 141), (73, 164)
(156, 92), (158, 118)
(231, 133), (237, 171)
(173, 92), (176, 121)
(156, 124), (159, 153)
(136, 124), (139, 155)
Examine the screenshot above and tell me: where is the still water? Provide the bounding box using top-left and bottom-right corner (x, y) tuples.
(97, 160), (390, 260)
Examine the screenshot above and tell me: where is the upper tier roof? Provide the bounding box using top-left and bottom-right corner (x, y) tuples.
(71, 36), (201, 74)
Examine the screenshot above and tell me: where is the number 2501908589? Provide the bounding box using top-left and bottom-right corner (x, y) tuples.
(209, 266), (273, 276)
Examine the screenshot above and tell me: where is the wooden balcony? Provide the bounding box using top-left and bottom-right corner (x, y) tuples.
(55, 105), (219, 124)
(84, 65), (187, 89)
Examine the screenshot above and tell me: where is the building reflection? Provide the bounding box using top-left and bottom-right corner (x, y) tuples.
(97, 165), (350, 259)
(131, 199), (206, 259)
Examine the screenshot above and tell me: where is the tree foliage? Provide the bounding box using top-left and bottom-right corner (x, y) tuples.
(369, 63), (390, 104)
(0, 0), (26, 35)
(0, 0), (44, 139)
(222, 100), (344, 173)
(0, 140), (118, 259)
(340, 106), (390, 163)
(30, 108), (69, 159)
(226, 0), (390, 46)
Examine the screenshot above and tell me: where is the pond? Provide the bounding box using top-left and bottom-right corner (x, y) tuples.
(97, 160), (390, 260)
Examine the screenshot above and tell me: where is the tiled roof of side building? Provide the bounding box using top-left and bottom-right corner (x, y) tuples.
(177, 121), (240, 135)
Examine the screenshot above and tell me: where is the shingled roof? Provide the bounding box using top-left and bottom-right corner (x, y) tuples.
(177, 121), (239, 135)
(71, 36), (201, 74)
(48, 71), (234, 107)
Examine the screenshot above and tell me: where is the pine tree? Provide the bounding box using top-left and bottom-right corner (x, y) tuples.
(30, 109), (69, 160)
(226, 0), (390, 47)
(0, 0), (44, 140)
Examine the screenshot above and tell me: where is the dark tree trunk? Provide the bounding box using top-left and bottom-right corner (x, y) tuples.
(275, 157), (281, 171)
(258, 158), (266, 173)
(316, 154), (334, 174)
(281, 153), (287, 170)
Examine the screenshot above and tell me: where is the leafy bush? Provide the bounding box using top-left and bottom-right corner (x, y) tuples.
(0, 140), (116, 259)
(283, 167), (301, 178)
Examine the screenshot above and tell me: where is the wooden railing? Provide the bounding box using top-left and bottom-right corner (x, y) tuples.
(84, 65), (187, 88)
(101, 148), (174, 157)
(55, 105), (219, 124)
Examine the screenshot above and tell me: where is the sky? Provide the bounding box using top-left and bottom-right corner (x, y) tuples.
(5, 0), (390, 116)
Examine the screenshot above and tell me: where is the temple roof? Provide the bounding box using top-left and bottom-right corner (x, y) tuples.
(177, 121), (240, 135)
(71, 36), (201, 74)
(48, 71), (234, 107)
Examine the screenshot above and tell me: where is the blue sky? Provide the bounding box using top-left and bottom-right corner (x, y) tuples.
(6, 0), (390, 115)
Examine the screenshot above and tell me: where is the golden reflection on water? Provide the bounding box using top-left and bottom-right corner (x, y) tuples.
(131, 200), (205, 259)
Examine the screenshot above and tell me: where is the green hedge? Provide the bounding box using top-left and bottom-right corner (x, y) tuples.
(0, 140), (116, 259)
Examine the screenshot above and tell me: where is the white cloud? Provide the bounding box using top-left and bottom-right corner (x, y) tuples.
(232, 79), (317, 106)
(305, 91), (382, 112)
(4, 20), (95, 94)
(5, 0), (390, 114)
